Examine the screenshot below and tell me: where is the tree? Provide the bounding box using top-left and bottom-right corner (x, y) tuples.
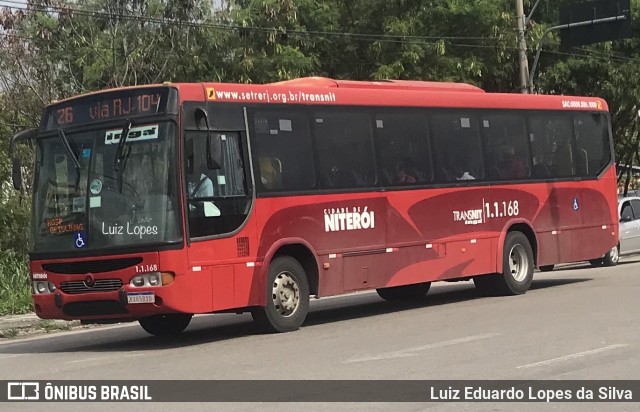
(529, 0), (640, 193)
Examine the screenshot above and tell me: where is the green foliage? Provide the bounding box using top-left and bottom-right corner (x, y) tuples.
(0, 328), (18, 338)
(0, 0), (640, 274)
(0, 250), (32, 316)
(531, 0), (640, 190)
(0, 99), (33, 259)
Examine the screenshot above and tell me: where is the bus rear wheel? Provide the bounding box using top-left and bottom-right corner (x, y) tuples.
(590, 245), (619, 267)
(474, 231), (534, 296)
(376, 282), (431, 301)
(251, 256), (310, 333)
(138, 313), (193, 337)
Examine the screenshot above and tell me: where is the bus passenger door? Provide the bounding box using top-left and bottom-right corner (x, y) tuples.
(182, 103), (255, 312)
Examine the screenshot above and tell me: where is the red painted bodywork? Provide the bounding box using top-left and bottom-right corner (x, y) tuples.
(30, 78), (619, 321)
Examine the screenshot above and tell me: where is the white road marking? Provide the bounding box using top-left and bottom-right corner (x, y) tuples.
(345, 333), (500, 363)
(65, 356), (106, 364)
(64, 352), (145, 365)
(0, 354), (26, 360)
(516, 344), (629, 369)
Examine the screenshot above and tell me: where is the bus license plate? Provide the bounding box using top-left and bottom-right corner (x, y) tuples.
(127, 292), (155, 304)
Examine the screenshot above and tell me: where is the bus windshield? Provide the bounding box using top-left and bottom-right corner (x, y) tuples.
(32, 121), (181, 253)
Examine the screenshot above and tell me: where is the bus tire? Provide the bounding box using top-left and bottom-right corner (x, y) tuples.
(601, 245), (619, 267)
(539, 264), (554, 272)
(138, 313), (193, 337)
(251, 256), (310, 333)
(588, 259), (603, 267)
(474, 231), (534, 296)
(590, 245), (620, 267)
(376, 282), (431, 301)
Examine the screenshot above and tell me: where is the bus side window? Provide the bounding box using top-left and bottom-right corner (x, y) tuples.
(314, 111), (376, 189)
(374, 112), (433, 187)
(574, 113), (611, 177)
(529, 115), (575, 179)
(481, 114), (530, 181)
(250, 111), (315, 192)
(431, 113), (483, 183)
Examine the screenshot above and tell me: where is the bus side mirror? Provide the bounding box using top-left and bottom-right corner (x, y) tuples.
(9, 128), (37, 191)
(12, 158), (22, 191)
(207, 134), (222, 170)
(194, 107), (222, 170)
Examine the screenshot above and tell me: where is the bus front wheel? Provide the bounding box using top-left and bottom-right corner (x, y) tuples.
(376, 282), (431, 301)
(474, 231), (534, 296)
(251, 256), (310, 333)
(138, 313), (193, 337)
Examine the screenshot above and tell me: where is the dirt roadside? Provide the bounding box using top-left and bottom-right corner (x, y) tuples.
(0, 313), (87, 339)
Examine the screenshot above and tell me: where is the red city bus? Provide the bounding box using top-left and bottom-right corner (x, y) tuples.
(10, 77), (619, 336)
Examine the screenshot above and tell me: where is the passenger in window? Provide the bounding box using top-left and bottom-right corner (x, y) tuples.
(395, 159), (418, 184)
(501, 146), (526, 179)
(188, 168), (214, 199)
(259, 157), (283, 189)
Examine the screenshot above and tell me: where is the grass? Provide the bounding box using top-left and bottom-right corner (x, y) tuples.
(37, 320), (73, 332)
(0, 321), (78, 339)
(0, 328), (18, 338)
(0, 250), (33, 316)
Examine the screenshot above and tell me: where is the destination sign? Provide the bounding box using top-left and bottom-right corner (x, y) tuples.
(41, 87), (176, 130)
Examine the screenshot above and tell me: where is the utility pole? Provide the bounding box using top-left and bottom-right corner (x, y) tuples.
(516, 0), (530, 94)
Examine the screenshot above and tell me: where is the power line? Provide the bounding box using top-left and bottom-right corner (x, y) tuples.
(0, 3), (516, 56)
(2, 1), (640, 67)
(574, 46), (640, 66)
(0, 1), (505, 44)
(0, 2), (542, 59)
(543, 47), (640, 66)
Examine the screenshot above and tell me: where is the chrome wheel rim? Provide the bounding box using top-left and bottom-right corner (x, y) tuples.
(610, 246), (619, 263)
(271, 271), (300, 317)
(509, 244), (529, 282)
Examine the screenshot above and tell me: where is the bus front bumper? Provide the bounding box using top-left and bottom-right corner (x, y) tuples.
(32, 287), (178, 321)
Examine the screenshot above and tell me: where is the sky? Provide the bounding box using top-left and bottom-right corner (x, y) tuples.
(0, 0), (25, 11)
(0, 0), (226, 9)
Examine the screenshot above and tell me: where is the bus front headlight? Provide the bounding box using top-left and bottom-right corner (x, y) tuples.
(33, 281), (56, 294)
(131, 276), (145, 287)
(130, 272), (172, 287)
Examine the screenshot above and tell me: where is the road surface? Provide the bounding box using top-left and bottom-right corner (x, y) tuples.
(1, 257), (638, 411)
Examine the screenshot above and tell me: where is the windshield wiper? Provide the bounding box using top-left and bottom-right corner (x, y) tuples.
(113, 120), (133, 171)
(57, 127), (81, 187)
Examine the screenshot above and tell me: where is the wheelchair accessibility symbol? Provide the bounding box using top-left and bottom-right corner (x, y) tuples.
(573, 197), (580, 211)
(74, 231), (87, 248)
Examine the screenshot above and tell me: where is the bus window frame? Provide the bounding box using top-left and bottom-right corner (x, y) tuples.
(236, 104), (616, 199)
(181, 104), (256, 243)
(28, 116), (185, 261)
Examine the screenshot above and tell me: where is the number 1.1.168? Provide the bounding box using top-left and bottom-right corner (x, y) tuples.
(484, 200), (520, 219)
